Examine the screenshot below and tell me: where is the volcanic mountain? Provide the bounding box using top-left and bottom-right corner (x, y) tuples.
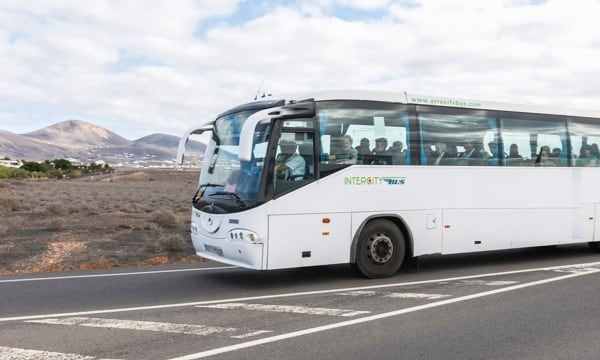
(1, 120), (205, 164)
(0, 130), (69, 161)
(23, 120), (131, 149)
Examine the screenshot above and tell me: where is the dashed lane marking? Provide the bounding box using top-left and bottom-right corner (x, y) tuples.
(197, 303), (370, 317)
(169, 267), (600, 360)
(336, 291), (450, 300)
(26, 317), (272, 339)
(0, 346), (123, 360)
(3, 261), (599, 323)
(459, 280), (519, 286)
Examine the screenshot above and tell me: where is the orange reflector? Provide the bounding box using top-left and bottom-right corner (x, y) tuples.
(322, 218), (331, 223)
(322, 231), (330, 236)
(444, 225), (451, 229)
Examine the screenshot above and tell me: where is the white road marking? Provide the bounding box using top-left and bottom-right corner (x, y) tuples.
(459, 280), (519, 286)
(168, 267), (600, 360)
(197, 303), (370, 317)
(26, 317), (271, 339)
(553, 265), (600, 274)
(0, 266), (236, 284)
(337, 290), (450, 300)
(2, 261), (600, 323)
(0, 346), (122, 360)
(384, 292), (450, 300)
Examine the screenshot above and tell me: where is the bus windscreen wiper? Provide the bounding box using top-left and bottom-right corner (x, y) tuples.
(194, 183), (223, 200)
(199, 183), (223, 189)
(211, 191), (247, 208)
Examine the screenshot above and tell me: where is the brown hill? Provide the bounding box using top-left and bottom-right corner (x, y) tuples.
(0, 130), (70, 161)
(1, 120), (205, 164)
(23, 120), (131, 149)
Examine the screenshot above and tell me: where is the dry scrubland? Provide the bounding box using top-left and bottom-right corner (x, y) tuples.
(0, 170), (203, 274)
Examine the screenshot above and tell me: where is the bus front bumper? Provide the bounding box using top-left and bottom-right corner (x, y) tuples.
(191, 233), (264, 269)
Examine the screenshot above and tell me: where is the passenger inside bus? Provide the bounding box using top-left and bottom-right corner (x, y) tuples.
(535, 146), (554, 166)
(388, 141), (406, 164)
(576, 144), (598, 167)
(355, 138), (371, 155)
(275, 140), (306, 180)
(457, 141), (483, 165)
(372, 138), (389, 155)
(591, 143), (600, 160)
(506, 143), (526, 166)
(430, 142), (456, 166)
(487, 142), (500, 165)
(328, 135), (357, 164)
(363, 137), (391, 164)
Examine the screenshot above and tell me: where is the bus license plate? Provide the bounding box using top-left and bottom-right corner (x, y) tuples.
(205, 244), (223, 256)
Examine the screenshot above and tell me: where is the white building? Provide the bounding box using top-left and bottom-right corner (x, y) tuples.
(0, 159), (22, 169)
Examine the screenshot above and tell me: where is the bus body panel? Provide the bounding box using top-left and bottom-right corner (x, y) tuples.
(266, 213), (352, 269)
(441, 208), (573, 253)
(595, 204), (600, 242)
(263, 165), (599, 263)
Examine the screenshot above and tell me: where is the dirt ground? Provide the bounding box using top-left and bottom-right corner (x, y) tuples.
(0, 169), (205, 274)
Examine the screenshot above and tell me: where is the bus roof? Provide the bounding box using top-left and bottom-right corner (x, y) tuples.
(272, 90), (600, 119)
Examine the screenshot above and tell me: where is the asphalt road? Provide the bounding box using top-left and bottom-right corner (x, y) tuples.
(1, 244), (599, 359)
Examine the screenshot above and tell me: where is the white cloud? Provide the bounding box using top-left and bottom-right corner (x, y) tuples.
(1, 0), (600, 139)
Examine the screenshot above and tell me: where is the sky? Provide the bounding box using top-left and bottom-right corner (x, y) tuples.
(1, 0), (600, 140)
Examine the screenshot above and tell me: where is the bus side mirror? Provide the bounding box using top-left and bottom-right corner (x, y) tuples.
(177, 122), (214, 166)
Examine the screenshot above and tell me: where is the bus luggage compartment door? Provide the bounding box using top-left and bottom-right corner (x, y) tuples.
(267, 213), (351, 269)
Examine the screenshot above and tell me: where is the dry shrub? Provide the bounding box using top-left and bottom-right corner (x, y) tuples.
(149, 210), (177, 229)
(144, 223), (160, 231)
(84, 206), (98, 216)
(158, 234), (186, 252)
(0, 196), (24, 212)
(118, 203), (136, 213)
(45, 218), (65, 231)
(4, 215), (26, 229)
(46, 203), (63, 215)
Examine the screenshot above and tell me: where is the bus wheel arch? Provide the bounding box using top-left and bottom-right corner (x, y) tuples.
(351, 215), (413, 278)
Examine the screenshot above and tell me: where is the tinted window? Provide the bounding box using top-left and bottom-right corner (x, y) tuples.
(418, 109), (497, 166)
(500, 117), (568, 167)
(317, 101), (410, 169)
(569, 118), (600, 167)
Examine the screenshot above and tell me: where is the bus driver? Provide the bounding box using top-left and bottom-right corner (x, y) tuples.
(276, 139), (306, 180)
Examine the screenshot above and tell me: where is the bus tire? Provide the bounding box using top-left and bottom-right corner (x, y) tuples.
(355, 219), (405, 278)
(589, 241), (600, 253)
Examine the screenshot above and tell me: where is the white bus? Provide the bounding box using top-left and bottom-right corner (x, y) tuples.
(177, 90), (600, 278)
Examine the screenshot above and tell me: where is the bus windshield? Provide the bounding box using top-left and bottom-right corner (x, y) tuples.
(195, 110), (270, 213)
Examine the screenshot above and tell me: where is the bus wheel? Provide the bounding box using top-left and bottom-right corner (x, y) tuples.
(355, 219), (405, 278)
(589, 242), (600, 253)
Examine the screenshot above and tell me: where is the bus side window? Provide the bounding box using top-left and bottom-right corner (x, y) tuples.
(501, 117), (568, 167)
(316, 103), (410, 170)
(569, 118), (600, 167)
(418, 110), (496, 166)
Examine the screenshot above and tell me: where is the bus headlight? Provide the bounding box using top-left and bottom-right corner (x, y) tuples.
(191, 222), (199, 235)
(227, 229), (262, 244)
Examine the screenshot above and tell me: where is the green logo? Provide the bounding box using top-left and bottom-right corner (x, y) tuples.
(344, 176), (406, 186)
